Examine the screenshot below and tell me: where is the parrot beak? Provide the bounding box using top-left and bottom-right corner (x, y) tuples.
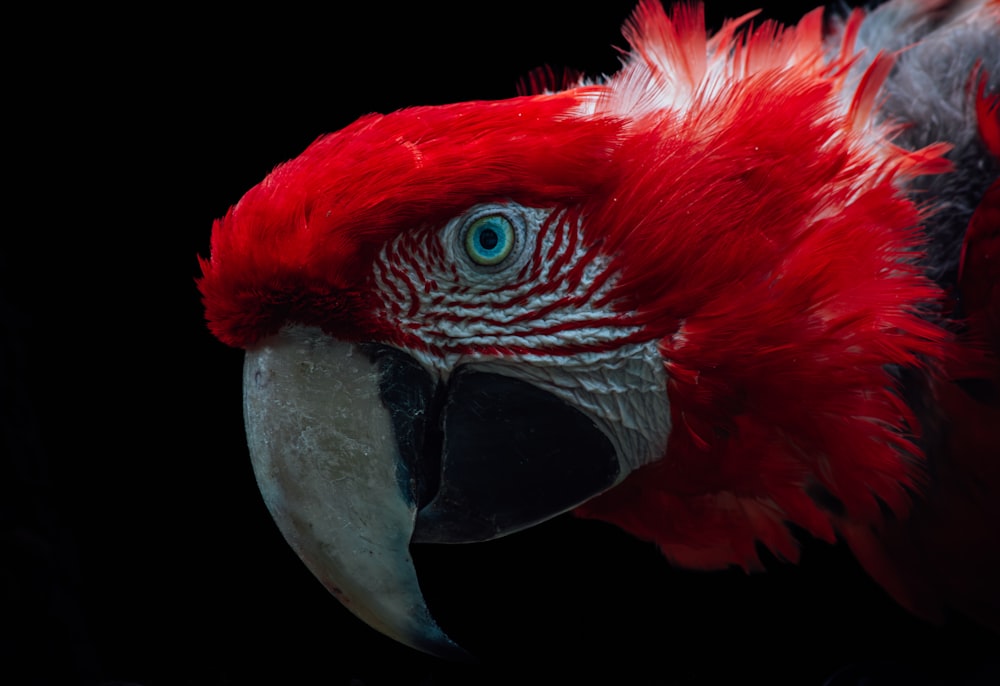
(242, 327), (469, 659)
(243, 325), (620, 658)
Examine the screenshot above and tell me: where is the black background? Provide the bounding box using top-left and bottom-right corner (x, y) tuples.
(4, 2), (998, 685)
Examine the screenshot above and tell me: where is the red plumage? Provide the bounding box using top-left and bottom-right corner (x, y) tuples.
(578, 2), (1000, 627)
(200, 0), (1000, 632)
(199, 94), (623, 348)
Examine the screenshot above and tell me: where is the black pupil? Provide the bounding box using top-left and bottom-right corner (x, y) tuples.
(478, 228), (499, 251)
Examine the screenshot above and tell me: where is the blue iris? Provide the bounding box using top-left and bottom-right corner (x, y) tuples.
(464, 214), (515, 266)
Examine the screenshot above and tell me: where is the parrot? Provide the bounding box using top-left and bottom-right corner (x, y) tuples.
(198, 0), (1000, 668)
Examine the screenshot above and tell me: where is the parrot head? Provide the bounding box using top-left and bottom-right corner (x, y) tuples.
(199, 1), (987, 658)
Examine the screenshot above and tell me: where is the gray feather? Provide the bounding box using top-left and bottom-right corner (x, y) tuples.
(835, 0), (999, 290)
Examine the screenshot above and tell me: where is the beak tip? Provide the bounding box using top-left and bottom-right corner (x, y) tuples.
(394, 602), (476, 662)
(421, 636), (477, 663)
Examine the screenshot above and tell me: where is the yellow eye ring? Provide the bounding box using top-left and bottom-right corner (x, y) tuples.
(464, 214), (515, 266)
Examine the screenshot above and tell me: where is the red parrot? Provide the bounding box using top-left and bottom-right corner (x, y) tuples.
(198, 0), (999, 663)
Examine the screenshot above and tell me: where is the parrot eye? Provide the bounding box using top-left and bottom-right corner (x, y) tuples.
(446, 202), (533, 279)
(464, 214), (515, 266)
